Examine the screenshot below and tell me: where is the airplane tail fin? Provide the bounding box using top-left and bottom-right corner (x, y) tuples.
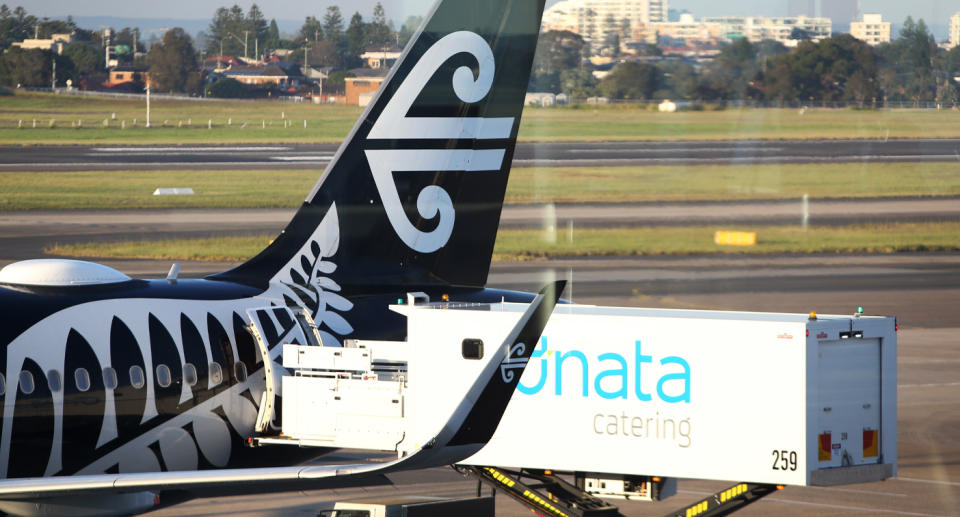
(212, 0), (545, 291)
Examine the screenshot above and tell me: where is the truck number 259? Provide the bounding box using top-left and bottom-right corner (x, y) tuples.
(772, 450), (798, 471)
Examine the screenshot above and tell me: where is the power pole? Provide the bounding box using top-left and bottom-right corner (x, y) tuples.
(243, 30), (250, 59)
(145, 84), (151, 128)
(219, 39), (223, 69)
(304, 43), (310, 70)
(133, 28), (138, 55)
(51, 58), (56, 90)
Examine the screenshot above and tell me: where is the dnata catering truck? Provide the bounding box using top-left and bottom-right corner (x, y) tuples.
(253, 294), (896, 517)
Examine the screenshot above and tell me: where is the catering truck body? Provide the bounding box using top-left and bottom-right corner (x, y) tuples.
(256, 295), (896, 513)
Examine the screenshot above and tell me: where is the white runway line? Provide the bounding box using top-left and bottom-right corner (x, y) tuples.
(567, 147), (786, 154)
(269, 156), (336, 161)
(92, 147), (292, 153)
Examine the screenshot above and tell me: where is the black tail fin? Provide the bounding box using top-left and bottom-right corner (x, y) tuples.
(213, 0), (545, 291)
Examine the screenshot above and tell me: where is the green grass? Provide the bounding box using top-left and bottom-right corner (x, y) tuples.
(4, 92), (960, 145)
(44, 222), (960, 262)
(519, 105), (960, 141)
(1, 162), (957, 211)
(0, 169), (317, 210)
(507, 162), (960, 203)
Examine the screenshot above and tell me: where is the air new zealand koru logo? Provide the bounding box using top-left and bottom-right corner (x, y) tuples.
(364, 31), (514, 254)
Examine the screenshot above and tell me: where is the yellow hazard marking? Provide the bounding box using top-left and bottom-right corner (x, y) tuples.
(714, 231), (757, 246)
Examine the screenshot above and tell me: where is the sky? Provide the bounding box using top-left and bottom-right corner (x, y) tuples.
(21, 0), (956, 37)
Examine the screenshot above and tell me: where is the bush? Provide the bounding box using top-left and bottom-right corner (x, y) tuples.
(205, 78), (248, 99)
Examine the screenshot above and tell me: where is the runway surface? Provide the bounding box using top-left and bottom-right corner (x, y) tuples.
(3, 139), (960, 170)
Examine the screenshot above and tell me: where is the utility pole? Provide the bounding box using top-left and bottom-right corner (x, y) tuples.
(243, 30), (250, 59)
(304, 42), (310, 70)
(219, 39), (223, 69)
(254, 38), (258, 61)
(145, 84), (151, 128)
(51, 58), (56, 90)
(133, 28), (137, 55)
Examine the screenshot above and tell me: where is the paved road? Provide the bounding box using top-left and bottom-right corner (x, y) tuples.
(3, 139), (960, 170)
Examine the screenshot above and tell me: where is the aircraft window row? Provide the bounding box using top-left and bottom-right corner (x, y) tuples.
(5, 361), (234, 396)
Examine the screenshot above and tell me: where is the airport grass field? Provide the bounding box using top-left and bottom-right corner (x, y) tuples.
(1, 162), (958, 210)
(44, 222), (960, 261)
(4, 91), (960, 144)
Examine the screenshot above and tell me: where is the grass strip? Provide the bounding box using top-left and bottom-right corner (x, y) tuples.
(44, 222), (960, 262)
(6, 92), (960, 144)
(2, 162), (958, 211)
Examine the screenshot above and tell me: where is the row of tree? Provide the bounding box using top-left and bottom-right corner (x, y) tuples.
(533, 18), (960, 105)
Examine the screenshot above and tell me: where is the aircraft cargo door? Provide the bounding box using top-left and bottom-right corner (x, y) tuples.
(817, 338), (882, 469)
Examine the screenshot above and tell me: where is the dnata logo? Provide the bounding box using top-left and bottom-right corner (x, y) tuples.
(518, 337), (690, 403)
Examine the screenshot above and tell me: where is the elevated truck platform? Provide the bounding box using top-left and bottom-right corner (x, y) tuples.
(245, 294), (897, 516)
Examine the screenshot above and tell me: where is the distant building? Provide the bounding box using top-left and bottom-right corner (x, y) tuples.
(361, 46), (402, 69)
(222, 64), (304, 89)
(701, 15), (831, 46)
(640, 13), (726, 45)
(345, 69), (389, 106)
(850, 14), (891, 46)
(103, 66), (150, 89)
(542, 0), (669, 51)
(11, 33), (72, 54)
(951, 12), (960, 49)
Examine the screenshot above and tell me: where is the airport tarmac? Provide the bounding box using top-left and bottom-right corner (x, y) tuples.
(1, 142), (958, 515)
(3, 139), (960, 170)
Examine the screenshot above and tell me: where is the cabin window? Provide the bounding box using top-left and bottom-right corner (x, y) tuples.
(129, 366), (145, 389)
(210, 362), (223, 387)
(102, 367), (118, 389)
(183, 363), (198, 387)
(234, 362), (248, 383)
(18, 371), (34, 395)
(156, 364), (172, 388)
(74, 368), (91, 392)
(47, 370), (62, 392)
(0, 373), (5, 396)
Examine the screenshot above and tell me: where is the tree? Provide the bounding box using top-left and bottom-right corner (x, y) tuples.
(206, 5), (247, 56)
(299, 16), (323, 43)
(598, 61), (661, 99)
(62, 42), (103, 76)
(248, 4), (268, 52)
(148, 28), (201, 94)
(701, 37), (759, 99)
(264, 19), (281, 53)
(397, 16), (423, 47)
(369, 2), (393, 47)
(876, 17), (938, 103)
(530, 30), (584, 91)
(559, 68), (598, 97)
(323, 6), (344, 44)
(0, 5), (38, 49)
(0, 47), (50, 87)
(656, 61), (698, 99)
(206, 77), (247, 98)
(345, 12), (368, 68)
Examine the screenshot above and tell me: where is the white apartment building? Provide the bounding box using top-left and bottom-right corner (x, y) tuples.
(638, 13), (726, 44)
(542, 0), (668, 50)
(10, 34), (72, 54)
(951, 12), (960, 49)
(701, 15), (831, 46)
(850, 14), (891, 46)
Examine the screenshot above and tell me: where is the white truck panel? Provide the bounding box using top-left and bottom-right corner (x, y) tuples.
(395, 303), (896, 486)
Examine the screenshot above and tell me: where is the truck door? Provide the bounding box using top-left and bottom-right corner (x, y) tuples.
(817, 338), (882, 468)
